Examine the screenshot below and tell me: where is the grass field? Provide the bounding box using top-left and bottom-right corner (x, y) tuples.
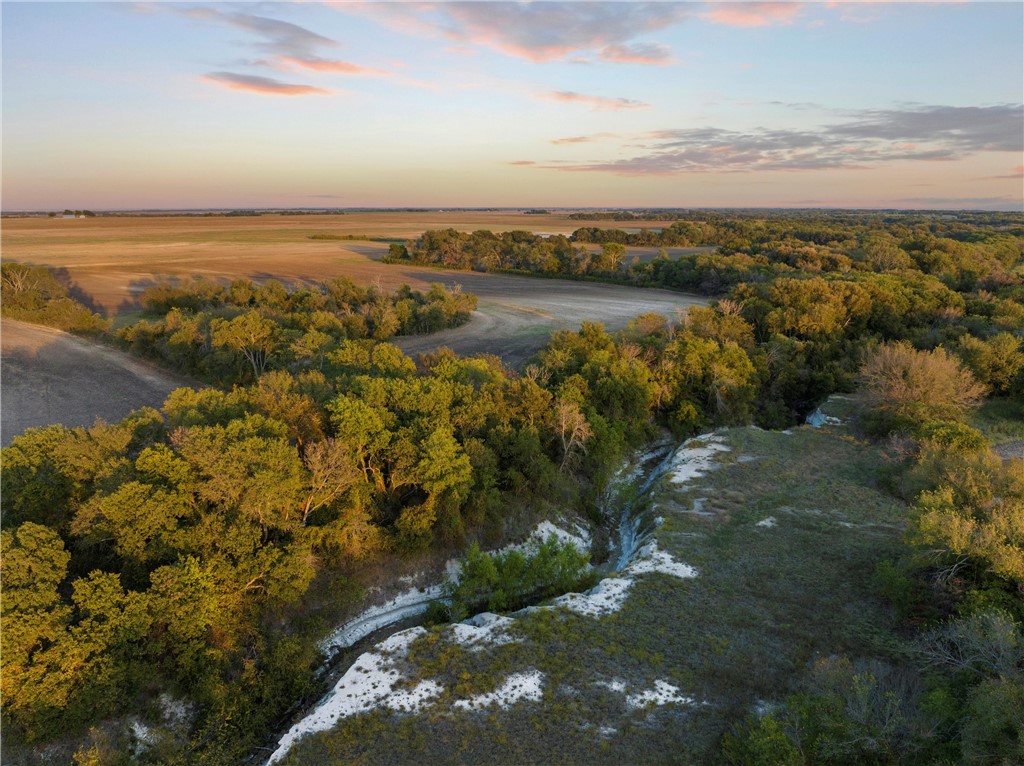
(277, 400), (913, 765)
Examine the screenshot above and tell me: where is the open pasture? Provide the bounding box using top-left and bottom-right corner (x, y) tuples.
(2, 214), (707, 366)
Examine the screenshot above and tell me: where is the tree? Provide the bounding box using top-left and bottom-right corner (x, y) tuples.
(299, 439), (360, 525)
(395, 427), (472, 543)
(860, 341), (988, 430)
(958, 332), (1024, 398)
(914, 467), (1024, 587)
(291, 328), (334, 371)
(211, 310), (279, 378)
(170, 414), (306, 536)
(1, 524), (72, 738)
(554, 399), (593, 471)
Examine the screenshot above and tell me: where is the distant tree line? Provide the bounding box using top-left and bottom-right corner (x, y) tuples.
(568, 209), (690, 221)
(387, 211), (1022, 301)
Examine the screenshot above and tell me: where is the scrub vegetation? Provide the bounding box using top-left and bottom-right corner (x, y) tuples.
(1, 262), (108, 334)
(1, 208), (1021, 764)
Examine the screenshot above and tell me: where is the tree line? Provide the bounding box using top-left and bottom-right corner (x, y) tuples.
(386, 212), (1022, 301)
(117, 276), (476, 386)
(1, 262), (109, 334)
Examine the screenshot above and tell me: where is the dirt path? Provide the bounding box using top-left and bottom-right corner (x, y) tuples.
(994, 440), (1024, 461)
(1, 320), (197, 446)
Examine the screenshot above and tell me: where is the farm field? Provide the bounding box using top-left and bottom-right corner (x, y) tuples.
(1, 214), (707, 366)
(0, 319), (197, 446)
(1, 214), (707, 313)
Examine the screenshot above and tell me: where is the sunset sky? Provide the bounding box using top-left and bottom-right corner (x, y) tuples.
(3, 1), (1022, 211)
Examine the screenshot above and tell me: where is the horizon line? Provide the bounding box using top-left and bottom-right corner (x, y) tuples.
(3, 205), (1022, 215)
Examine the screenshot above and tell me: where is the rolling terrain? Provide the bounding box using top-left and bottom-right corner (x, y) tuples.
(0, 319), (197, 446)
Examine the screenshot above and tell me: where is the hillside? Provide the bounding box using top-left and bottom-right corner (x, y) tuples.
(274, 399), (917, 764)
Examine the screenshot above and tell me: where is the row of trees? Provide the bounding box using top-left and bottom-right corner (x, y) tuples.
(384, 228), (621, 277)
(385, 214), (1022, 305)
(117, 277), (476, 385)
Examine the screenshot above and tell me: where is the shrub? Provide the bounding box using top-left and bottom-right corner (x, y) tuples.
(860, 342), (988, 433)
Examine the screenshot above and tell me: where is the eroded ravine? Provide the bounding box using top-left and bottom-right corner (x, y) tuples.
(261, 434), (716, 765)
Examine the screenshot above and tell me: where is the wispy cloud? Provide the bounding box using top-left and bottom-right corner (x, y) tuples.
(599, 42), (674, 65)
(827, 105), (1023, 151)
(276, 55), (389, 76)
(532, 104), (1023, 174)
(551, 132), (620, 145)
(344, 2), (688, 64)
(202, 72), (330, 96)
(766, 100), (824, 111)
(544, 91), (650, 111)
(700, 2), (804, 28)
(980, 165), (1024, 180)
(181, 7), (390, 87)
(508, 160), (537, 166)
(183, 9), (336, 58)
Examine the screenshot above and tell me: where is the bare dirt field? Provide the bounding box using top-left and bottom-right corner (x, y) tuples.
(393, 274), (701, 366)
(1, 320), (197, 446)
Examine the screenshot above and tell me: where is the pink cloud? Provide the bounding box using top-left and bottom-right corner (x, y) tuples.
(544, 91), (650, 111)
(701, 2), (804, 28)
(508, 160), (536, 166)
(341, 2), (687, 64)
(600, 43), (674, 65)
(983, 164), (1024, 179)
(551, 132), (620, 145)
(202, 72), (330, 96)
(276, 55), (390, 76)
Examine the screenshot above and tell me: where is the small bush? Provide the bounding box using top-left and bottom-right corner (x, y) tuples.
(443, 535), (592, 621)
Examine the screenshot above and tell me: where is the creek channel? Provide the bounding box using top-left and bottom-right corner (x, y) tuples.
(257, 437), (681, 765)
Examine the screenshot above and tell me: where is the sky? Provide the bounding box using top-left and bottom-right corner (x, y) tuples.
(2, 1), (1022, 211)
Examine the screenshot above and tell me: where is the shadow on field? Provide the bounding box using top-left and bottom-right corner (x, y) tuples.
(1, 319), (198, 446)
(51, 267), (104, 315)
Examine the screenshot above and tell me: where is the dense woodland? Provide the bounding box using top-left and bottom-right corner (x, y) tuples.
(1, 210), (1023, 764)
